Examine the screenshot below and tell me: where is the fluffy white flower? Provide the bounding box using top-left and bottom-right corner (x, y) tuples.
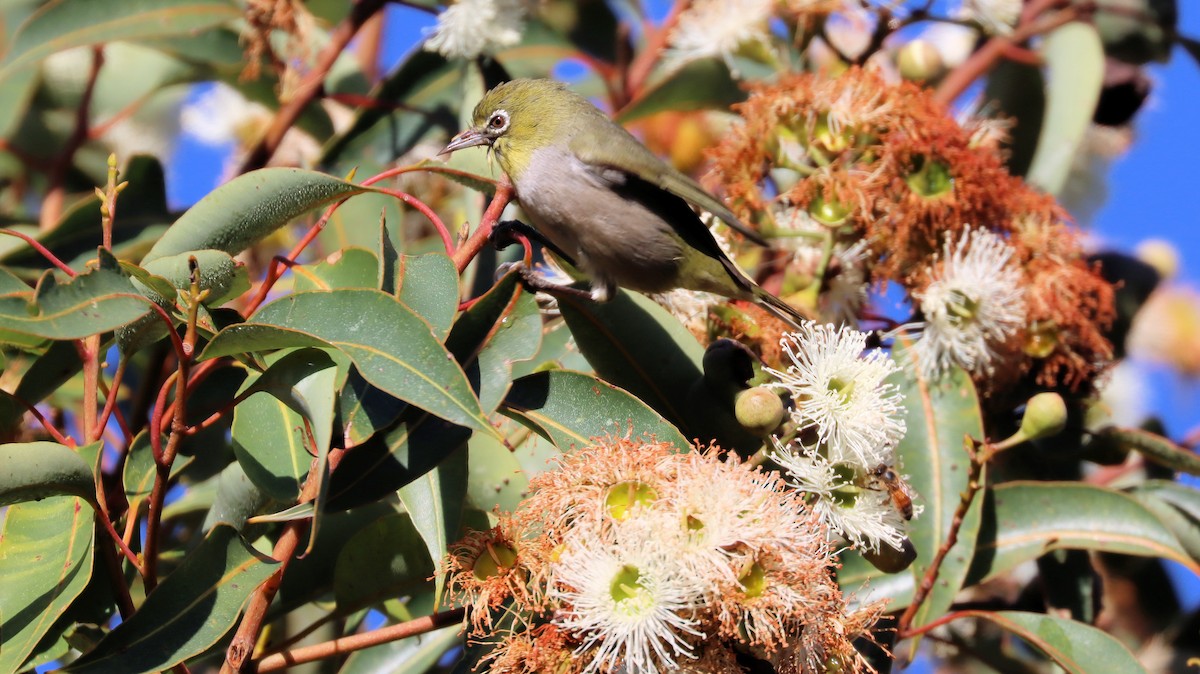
(550, 517), (705, 673)
(664, 0), (776, 71)
(913, 227), (1026, 379)
(766, 321), (906, 466)
(770, 442), (908, 552)
(424, 0), (526, 60)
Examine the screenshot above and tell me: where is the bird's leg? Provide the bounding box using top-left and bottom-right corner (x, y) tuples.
(496, 260), (597, 300)
(490, 219), (579, 268)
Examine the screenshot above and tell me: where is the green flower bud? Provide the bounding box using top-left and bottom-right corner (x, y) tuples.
(1020, 392), (1068, 441)
(896, 40), (945, 83)
(734, 387), (786, 436)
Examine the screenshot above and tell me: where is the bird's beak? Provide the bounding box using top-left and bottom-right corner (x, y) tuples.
(439, 129), (490, 156)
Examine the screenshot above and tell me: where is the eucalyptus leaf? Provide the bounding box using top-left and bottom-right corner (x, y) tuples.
(0, 441), (95, 506)
(954, 610), (1148, 674)
(891, 343), (984, 631)
(65, 525), (278, 674)
(0, 0), (240, 84)
(1026, 22), (1104, 195)
(398, 445), (467, 602)
(143, 168), (373, 263)
(967, 481), (1200, 584)
(202, 289), (494, 435)
(502, 369), (690, 453)
(0, 496), (95, 674)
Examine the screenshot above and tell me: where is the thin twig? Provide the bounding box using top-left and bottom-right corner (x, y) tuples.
(623, 0), (692, 101)
(373, 187), (455, 255)
(0, 229), (77, 276)
(221, 448), (348, 673)
(142, 266), (206, 592)
(252, 609), (467, 673)
(237, 0), (390, 173)
(897, 435), (987, 637)
(933, 0), (1080, 106)
(41, 46), (104, 230)
(452, 181), (513, 273)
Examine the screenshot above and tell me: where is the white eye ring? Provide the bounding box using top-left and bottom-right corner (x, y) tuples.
(487, 109), (510, 134)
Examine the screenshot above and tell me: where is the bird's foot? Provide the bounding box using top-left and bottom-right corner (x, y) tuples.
(496, 261), (596, 300)
(490, 220), (579, 268)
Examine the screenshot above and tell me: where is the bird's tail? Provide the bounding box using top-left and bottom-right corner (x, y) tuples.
(751, 285), (811, 331)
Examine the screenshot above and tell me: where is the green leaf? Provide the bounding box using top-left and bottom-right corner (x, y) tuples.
(0, 266), (148, 340)
(615, 58), (746, 124)
(65, 525), (278, 674)
(983, 60), (1043, 177)
(0, 266), (29, 294)
(397, 253), (460, 341)
(467, 432), (528, 514)
(333, 513), (435, 611)
(1091, 0), (1177, 64)
(0, 441), (95, 506)
(0, 496), (95, 674)
(1125, 480), (1200, 560)
(1026, 22), (1104, 195)
(446, 271), (542, 415)
(398, 445), (467, 602)
(232, 348), (340, 501)
(201, 463), (270, 532)
(141, 249), (249, 307)
(338, 368), (409, 447)
(293, 247), (381, 293)
(953, 610), (1148, 674)
(202, 289), (493, 435)
(1094, 426), (1200, 475)
(967, 481), (1200, 585)
(0, 0), (241, 84)
(557, 290), (704, 441)
(326, 415), (471, 512)
(892, 345), (984, 630)
(501, 370), (691, 453)
(142, 168), (372, 264)
(0, 62), (37, 139)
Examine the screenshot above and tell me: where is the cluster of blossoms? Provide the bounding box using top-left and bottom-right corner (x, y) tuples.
(704, 68), (1114, 393)
(445, 437), (884, 673)
(766, 321), (913, 553)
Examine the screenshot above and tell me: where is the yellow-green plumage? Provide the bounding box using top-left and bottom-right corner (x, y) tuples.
(441, 78), (806, 327)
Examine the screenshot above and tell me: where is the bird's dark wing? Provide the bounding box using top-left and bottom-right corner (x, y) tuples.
(570, 132), (769, 247)
(586, 161), (757, 297)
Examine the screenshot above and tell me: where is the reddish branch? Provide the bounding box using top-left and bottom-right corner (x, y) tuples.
(452, 181), (514, 273)
(41, 46), (104, 230)
(237, 0), (391, 174)
(142, 271), (206, 593)
(623, 0), (692, 101)
(0, 229), (77, 276)
(252, 608), (467, 672)
(933, 0), (1082, 106)
(897, 436), (987, 638)
(221, 447), (348, 673)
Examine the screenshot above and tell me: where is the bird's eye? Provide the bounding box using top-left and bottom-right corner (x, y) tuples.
(487, 110), (509, 133)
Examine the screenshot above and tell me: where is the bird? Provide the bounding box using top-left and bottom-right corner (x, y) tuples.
(439, 78), (808, 328)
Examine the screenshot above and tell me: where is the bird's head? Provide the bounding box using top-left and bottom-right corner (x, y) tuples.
(440, 79), (586, 176)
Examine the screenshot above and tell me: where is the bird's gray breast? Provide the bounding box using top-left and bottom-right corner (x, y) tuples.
(513, 146), (684, 293)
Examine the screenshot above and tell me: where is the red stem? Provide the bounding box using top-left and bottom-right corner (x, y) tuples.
(452, 182), (513, 273)
(0, 229), (77, 277)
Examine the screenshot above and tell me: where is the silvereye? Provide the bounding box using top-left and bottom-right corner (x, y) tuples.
(440, 78), (806, 327)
